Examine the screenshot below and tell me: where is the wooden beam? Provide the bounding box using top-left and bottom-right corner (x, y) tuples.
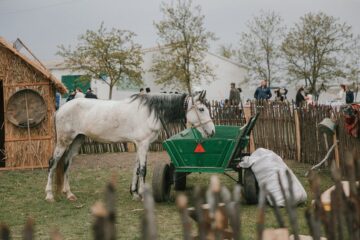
(0, 165), (48, 171)
(4, 82), (50, 87)
(5, 135), (52, 142)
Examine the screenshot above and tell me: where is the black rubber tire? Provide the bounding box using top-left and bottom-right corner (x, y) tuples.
(243, 168), (259, 204)
(152, 162), (171, 202)
(174, 172), (187, 191)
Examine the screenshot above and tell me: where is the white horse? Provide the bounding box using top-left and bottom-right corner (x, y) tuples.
(45, 91), (215, 202)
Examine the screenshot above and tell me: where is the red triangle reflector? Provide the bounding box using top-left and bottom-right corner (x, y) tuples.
(194, 143), (205, 153)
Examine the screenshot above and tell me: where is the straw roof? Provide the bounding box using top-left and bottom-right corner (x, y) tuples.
(0, 37), (67, 94)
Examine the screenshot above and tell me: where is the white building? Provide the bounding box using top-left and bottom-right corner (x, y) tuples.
(46, 48), (249, 102)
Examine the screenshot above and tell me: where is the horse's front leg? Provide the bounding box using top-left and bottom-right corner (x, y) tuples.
(137, 142), (150, 198)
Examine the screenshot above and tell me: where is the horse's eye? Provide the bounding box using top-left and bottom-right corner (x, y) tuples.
(199, 108), (204, 112)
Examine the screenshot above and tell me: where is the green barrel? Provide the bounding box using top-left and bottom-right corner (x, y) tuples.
(163, 125), (249, 173)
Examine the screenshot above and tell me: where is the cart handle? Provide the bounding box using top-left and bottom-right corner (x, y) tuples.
(229, 112), (260, 162)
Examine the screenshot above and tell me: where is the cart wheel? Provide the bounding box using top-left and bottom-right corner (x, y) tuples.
(174, 172), (187, 191)
(243, 168), (259, 204)
(152, 162), (171, 202)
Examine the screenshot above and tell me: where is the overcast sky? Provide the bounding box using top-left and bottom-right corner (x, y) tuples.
(0, 0), (359, 61)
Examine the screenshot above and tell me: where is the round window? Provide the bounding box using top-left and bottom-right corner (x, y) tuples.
(6, 89), (47, 128)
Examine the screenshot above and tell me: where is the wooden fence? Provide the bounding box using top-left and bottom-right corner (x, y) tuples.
(250, 102), (296, 160)
(251, 102), (360, 172)
(79, 100), (360, 170)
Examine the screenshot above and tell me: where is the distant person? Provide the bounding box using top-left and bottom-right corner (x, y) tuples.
(295, 87), (306, 108)
(254, 80), (272, 100)
(55, 92), (61, 110)
(85, 88), (98, 99)
(223, 99), (231, 118)
(139, 88), (145, 95)
(146, 87), (151, 93)
(337, 84), (346, 103)
(75, 88), (85, 98)
(274, 87), (288, 102)
(345, 85), (354, 104)
(66, 89), (76, 102)
(305, 93), (314, 106)
(229, 82), (240, 105)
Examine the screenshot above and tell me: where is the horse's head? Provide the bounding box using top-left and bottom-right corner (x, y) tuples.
(185, 90), (215, 138)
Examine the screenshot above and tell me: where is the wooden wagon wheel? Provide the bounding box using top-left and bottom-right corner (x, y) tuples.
(152, 162), (172, 202)
(6, 89), (47, 128)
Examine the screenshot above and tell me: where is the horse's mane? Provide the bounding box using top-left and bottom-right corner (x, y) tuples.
(130, 93), (187, 123)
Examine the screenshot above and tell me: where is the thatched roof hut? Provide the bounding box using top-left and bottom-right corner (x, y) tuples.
(0, 37), (67, 169)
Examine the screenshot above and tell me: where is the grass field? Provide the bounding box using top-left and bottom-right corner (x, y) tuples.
(0, 152), (333, 239)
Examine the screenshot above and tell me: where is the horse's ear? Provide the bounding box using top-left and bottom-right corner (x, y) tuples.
(199, 90), (206, 102)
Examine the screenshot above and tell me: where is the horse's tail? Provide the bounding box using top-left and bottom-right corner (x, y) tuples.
(55, 134), (85, 194)
(55, 154), (65, 194)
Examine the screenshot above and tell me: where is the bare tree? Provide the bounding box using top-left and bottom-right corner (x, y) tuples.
(282, 12), (357, 100)
(151, 0), (216, 93)
(238, 11), (285, 87)
(57, 23), (143, 99)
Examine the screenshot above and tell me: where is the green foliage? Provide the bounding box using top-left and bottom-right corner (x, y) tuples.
(238, 11), (285, 87)
(151, 0), (216, 93)
(218, 44), (237, 59)
(57, 23), (143, 99)
(282, 12), (357, 98)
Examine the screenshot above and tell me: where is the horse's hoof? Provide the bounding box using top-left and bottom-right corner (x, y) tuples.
(67, 194), (77, 201)
(45, 196), (55, 203)
(132, 193), (142, 201)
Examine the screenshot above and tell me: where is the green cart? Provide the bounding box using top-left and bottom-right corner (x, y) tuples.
(152, 113), (260, 203)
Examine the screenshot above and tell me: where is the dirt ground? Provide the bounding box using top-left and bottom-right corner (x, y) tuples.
(72, 151), (170, 171)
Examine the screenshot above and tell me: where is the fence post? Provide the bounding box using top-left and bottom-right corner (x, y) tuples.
(243, 106), (255, 153)
(333, 132), (340, 168)
(294, 109), (301, 162)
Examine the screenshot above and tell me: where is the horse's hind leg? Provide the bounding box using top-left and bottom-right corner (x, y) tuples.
(45, 144), (67, 202)
(137, 141), (150, 198)
(62, 135), (85, 201)
(130, 154), (140, 199)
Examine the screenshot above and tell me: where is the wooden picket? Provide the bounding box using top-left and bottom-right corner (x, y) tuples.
(250, 102), (296, 160)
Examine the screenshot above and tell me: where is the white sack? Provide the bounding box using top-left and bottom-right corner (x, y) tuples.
(239, 148), (307, 207)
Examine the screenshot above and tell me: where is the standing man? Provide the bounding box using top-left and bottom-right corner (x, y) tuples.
(295, 87), (306, 108)
(254, 80), (272, 100)
(229, 82), (240, 105)
(345, 85), (354, 104)
(55, 92), (61, 110)
(85, 88), (98, 99)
